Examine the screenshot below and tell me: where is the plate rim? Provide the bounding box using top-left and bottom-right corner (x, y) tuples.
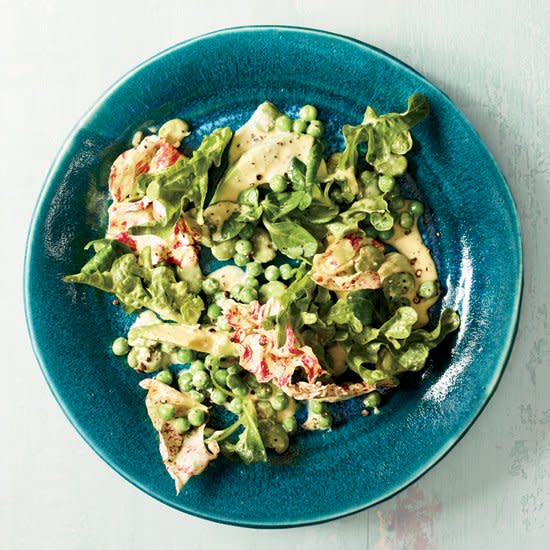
(23, 25), (523, 528)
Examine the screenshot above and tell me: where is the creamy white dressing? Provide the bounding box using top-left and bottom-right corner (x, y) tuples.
(384, 217), (440, 327)
(213, 133), (318, 203)
(228, 102), (283, 163)
(128, 322), (238, 357)
(203, 202), (240, 239)
(208, 265), (246, 291)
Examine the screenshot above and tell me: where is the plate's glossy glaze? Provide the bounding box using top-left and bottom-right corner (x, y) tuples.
(24, 27), (522, 527)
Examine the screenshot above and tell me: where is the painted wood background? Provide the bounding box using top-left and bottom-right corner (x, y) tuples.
(2, 1), (548, 548)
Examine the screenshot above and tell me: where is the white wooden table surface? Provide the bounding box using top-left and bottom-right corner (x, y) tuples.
(2, 1), (549, 548)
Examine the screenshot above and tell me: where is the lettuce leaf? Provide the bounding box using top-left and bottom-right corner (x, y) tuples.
(132, 127), (232, 234)
(346, 307), (460, 381)
(329, 93), (429, 194)
(64, 248), (204, 324)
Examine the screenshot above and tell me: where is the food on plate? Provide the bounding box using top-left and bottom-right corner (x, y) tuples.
(65, 95), (460, 491)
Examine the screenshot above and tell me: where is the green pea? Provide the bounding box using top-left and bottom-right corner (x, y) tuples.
(207, 303), (222, 319)
(228, 398), (244, 414)
(275, 114), (292, 132)
(158, 403), (175, 421)
(188, 407), (206, 427)
(176, 348), (195, 364)
(264, 265), (280, 281)
(190, 360), (205, 373)
(178, 372), (193, 392)
(363, 392), (381, 408)
(256, 384), (272, 399)
(127, 347), (164, 372)
(279, 263), (294, 280)
(408, 200), (425, 216)
(233, 253), (250, 267)
(227, 364), (242, 375)
(204, 355), (220, 369)
(269, 175), (288, 193)
(310, 400), (325, 414)
(189, 390), (205, 403)
(399, 212), (414, 229)
(213, 368), (228, 386)
(210, 388), (227, 405)
(246, 262), (263, 277)
(239, 287), (258, 304)
(292, 119), (307, 133)
(282, 416), (297, 434)
(173, 417), (191, 434)
(317, 414), (332, 429)
(230, 284), (244, 299)
(418, 280), (439, 299)
(155, 370), (173, 385)
(299, 104), (318, 121)
(378, 175), (395, 193)
(235, 239), (253, 255)
(112, 337), (129, 356)
(244, 276), (259, 288)
(259, 281), (287, 303)
(383, 272), (415, 299)
(378, 228), (394, 240)
(233, 384), (249, 398)
(226, 373), (244, 390)
(271, 394), (289, 411)
(201, 277), (219, 296)
(306, 120), (324, 138)
(192, 370), (211, 390)
(211, 239), (236, 261)
(244, 372), (260, 388)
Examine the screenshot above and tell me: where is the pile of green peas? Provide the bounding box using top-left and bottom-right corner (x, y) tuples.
(273, 104), (324, 139)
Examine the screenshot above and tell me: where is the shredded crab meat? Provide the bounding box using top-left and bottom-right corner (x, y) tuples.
(311, 233), (383, 291)
(106, 136), (199, 268)
(222, 299), (326, 387)
(285, 379), (397, 403)
(139, 379), (218, 493)
(109, 135), (183, 202)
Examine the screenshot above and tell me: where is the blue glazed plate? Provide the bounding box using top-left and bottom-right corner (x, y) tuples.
(24, 27), (522, 527)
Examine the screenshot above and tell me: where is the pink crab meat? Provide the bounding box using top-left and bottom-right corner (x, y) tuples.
(105, 137), (199, 268)
(222, 299), (326, 388)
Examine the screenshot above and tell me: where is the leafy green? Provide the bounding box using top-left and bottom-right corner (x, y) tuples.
(80, 239), (131, 274)
(132, 127), (232, 234)
(64, 249), (204, 324)
(275, 263), (317, 345)
(345, 307), (460, 381)
(329, 93), (429, 194)
(326, 196), (388, 238)
(220, 398), (267, 464)
(262, 217), (319, 260)
(327, 300), (363, 333)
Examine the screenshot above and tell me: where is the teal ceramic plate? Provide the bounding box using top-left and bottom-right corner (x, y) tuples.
(24, 27), (522, 527)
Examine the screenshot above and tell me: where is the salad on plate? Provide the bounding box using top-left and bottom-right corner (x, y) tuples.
(64, 94), (460, 492)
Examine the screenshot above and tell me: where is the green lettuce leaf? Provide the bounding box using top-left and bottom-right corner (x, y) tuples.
(132, 127), (232, 234)
(262, 217), (319, 260)
(64, 249), (204, 324)
(330, 93), (429, 193)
